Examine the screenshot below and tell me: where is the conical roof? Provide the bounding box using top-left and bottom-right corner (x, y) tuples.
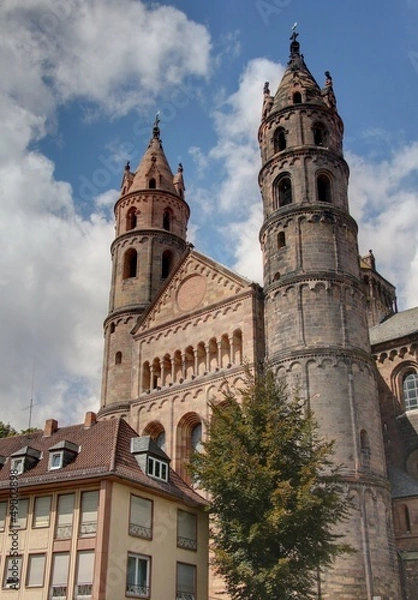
(272, 31), (327, 112)
(130, 119), (177, 194)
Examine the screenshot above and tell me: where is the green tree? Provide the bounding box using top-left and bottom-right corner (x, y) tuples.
(191, 371), (351, 600)
(0, 422), (17, 438)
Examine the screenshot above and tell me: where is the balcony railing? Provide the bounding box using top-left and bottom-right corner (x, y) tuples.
(126, 584), (150, 597)
(177, 536), (197, 550)
(55, 524), (72, 539)
(176, 592), (196, 600)
(79, 520), (97, 536)
(75, 583), (93, 598)
(129, 523), (152, 539)
(51, 585), (67, 598)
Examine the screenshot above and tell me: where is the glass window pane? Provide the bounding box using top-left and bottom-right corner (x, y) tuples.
(126, 554), (149, 597)
(33, 496), (51, 528)
(26, 554), (45, 587)
(404, 373), (418, 411)
(3, 556), (22, 589)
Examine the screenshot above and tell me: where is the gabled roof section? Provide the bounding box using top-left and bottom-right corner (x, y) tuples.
(134, 248), (256, 335)
(370, 307), (418, 347)
(0, 416), (205, 507)
(389, 465), (418, 499)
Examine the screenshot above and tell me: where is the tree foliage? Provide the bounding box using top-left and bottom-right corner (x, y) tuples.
(0, 422), (17, 438)
(191, 371), (352, 599)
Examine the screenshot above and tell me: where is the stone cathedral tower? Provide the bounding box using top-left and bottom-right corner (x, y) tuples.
(100, 118), (189, 412)
(258, 32), (401, 598)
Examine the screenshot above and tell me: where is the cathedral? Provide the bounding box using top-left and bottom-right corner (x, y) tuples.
(97, 31), (418, 599)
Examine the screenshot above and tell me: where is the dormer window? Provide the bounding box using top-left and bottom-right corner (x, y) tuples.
(11, 458), (24, 474)
(131, 436), (170, 483)
(50, 452), (63, 470)
(10, 447), (41, 474)
(48, 440), (78, 471)
(147, 456), (168, 481)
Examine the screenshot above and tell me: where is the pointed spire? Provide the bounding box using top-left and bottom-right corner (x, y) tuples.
(270, 27), (328, 113)
(128, 118), (177, 195)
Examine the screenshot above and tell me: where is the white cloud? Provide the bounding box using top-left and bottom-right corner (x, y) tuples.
(0, 0), (212, 430)
(2, 0), (211, 117)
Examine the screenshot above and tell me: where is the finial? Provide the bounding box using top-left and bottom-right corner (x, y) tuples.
(263, 81), (270, 95)
(125, 160), (130, 171)
(178, 163), (183, 173)
(152, 111), (161, 138)
(324, 71), (333, 87)
(289, 23), (300, 61)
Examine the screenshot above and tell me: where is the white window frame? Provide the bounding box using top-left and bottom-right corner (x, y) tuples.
(147, 456), (168, 481)
(49, 452), (63, 470)
(55, 494), (74, 540)
(11, 458), (24, 474)
(126, 553), (150, 598)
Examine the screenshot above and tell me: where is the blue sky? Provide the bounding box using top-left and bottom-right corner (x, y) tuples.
(1, 0), (418, 429)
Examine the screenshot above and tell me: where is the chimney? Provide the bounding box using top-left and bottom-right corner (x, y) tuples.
(84, 411), (97, 429)
(44, 419), (58, 437)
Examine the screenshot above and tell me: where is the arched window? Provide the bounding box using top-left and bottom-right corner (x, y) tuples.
(110, 323), (115, 334)
(123, 249), (137, 279)
(191, 423), (203, 453)
(126, 207), (137, 231)
(278, 231), (286, 249)
(149, 178), (156, 189)
(276, 176), (292, 207)
(142, 362), (151, 392)
(403, 372), (418, 411)
(317, 174), (331, 203)
(313, 122), (328, 146)
(115, 351), (122, 365)
(293, 91), (302, 104)
(274, 128), (286, 152)
(162, 250), (173, 279)
(163, 209), (171, 231)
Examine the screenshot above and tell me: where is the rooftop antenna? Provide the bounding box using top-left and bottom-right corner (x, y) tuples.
(22, 362), (38, 431)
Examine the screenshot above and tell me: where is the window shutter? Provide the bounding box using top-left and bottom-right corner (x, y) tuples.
(57, 494), (74, 526)
(17, 498), (28, 529)
(80, 491), (98, 523)
(34, 496), (51, 527)
(178, 511), (196, 541)
(177, 563), (196, 594)
(27, 554), (45, 586)
(131, 496), (151, 529)
(51, 553), (69, 585)
(0, 501), (6, 529)
(75, 551), (95, 584)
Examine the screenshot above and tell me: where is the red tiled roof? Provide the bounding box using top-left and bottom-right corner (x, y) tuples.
(0, 418), (206, 507)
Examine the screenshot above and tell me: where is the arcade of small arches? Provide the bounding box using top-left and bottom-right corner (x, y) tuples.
(273, 170), (332, 209)
(140, 330), (243, 392)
